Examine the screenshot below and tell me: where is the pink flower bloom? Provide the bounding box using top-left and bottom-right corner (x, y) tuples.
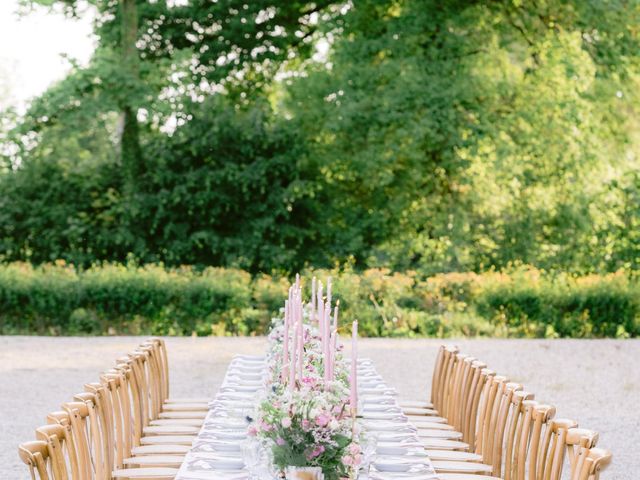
(306, 445), (325, 460)
(247, 425), (258, 436)
(301, 419), (311, 431)
(315, 413), (331, 427)
(301, 376), (316, 386)
(276, 437), (286, 446)
(281, 417), (292, 428)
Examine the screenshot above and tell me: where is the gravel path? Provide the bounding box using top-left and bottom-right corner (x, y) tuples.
(1, 336), (637, 479)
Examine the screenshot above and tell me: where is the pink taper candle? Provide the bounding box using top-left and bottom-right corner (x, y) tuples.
(317, 282), (324, 347)
(311, 276), (317, 323)
(323, 303), (331, 383)
(289, 320), (296, 392)
(350, 320), (358, 413)
(297, 300), (304, 380)
(328, 328), (337, 381)
(332, 328), (338, 379)
(282, 299), (289, 383)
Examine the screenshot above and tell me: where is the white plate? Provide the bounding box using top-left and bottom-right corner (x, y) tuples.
(373, 461), (412, 472)
(363, 404), (402, 413)
(364, 422), (415, 433)
(220, 385), (261, 392)
(376, 445), (409, 455)
(207, 457), (245, 470)
(209, 430), (247, 440)
(361, 412), (407, 422)
(209, 440), (242, 452)
(375, 432), (416, 442)
(362, 395), (396, 405)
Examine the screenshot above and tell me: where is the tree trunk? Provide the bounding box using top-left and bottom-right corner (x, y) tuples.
(119, 0), (142, 190)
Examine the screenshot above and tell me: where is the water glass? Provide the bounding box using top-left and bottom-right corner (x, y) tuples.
(242, 439), (262, 479)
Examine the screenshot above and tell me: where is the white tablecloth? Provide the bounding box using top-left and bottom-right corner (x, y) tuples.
(175, 356), (437, 480)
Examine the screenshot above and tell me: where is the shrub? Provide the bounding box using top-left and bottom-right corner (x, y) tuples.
(0, 262), (637, 337)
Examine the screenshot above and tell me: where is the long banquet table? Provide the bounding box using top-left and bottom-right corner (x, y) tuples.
(175, 355), (438, 480)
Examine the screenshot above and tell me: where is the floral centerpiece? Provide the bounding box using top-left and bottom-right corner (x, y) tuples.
(250, 382), (361, 479)
(250, 281), (362, 479)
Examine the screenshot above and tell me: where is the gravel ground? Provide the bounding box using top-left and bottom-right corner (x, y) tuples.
(1, 336), (637, 479)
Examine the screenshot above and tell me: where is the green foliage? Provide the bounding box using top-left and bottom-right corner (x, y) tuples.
(134, 97), (322, 271)
(2, 0), (640, 290)
(0, 262), (637, 338)
(283, 0), (640, 273)
(474, 270), (640, 338)
(0, 157), (127, 264)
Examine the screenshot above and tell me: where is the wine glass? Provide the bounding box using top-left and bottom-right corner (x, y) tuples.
(359, 431), (378, 478)
(242, 438), (262, 479)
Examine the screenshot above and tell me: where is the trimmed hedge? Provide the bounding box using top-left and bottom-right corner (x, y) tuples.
(0, 262), (637, 337)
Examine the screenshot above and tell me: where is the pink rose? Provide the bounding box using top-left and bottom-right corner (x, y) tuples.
(281, 417), (292, 428)
(315, 413), (331, 427)
(276, 437), (286, 446)
(306, 445), (325, 460)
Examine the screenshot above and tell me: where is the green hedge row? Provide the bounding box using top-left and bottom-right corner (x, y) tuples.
(0, 262), (637, 337)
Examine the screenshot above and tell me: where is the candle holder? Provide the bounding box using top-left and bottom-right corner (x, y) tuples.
(284, 466), (325, 480)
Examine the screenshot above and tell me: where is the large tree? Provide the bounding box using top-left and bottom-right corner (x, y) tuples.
(3, 0), (640, 273)
(20, 0), (343, 184)
(284, 0), (640, 272)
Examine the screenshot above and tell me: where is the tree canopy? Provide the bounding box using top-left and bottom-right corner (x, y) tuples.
(1, 0), (640, 274)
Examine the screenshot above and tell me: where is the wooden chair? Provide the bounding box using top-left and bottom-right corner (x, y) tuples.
(63, 388), (179, 479)
(573, 448), (612, 480)
(414, 366), (506, 452)
(127, 349), (207, 420)
(18, 441), (53, 480)
(430, 380), (526, 476)
(535, 418), (579, 479)
(116, 353), (200, 445)
(141, 342), (208, 428)
(536, 421), (603, 480)
(143, 338), (210, 405)
(414, 354), (485, 441)
(503, 402), (556, 480)
(400, 344), (452, 411)
(406, 347), (465, 425)
(18, 338), (211, 479)
(106, 360), (191, 469)
(423, 361), (491, 463)
(45, 411), (82, 480)
(435, 401), (557, 479)
(35, 423), (77, 480)
(566, 428), (599, 479)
